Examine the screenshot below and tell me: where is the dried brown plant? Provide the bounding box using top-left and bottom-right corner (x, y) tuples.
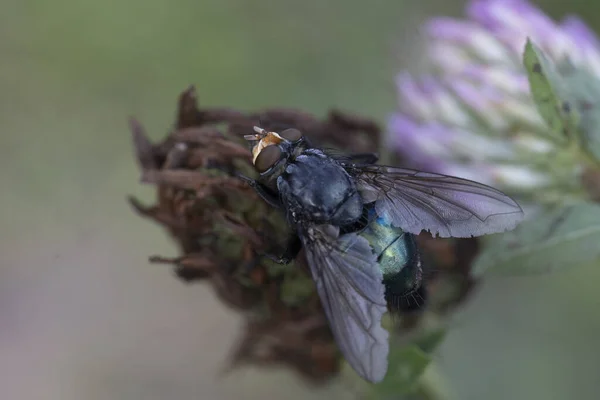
(128, 86), (480, 384)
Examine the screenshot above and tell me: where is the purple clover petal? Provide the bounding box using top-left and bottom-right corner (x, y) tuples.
(427, 16), (512, 64)
(420, 78), (472, 127)
(447, 79), (513, 130)
(427, 41), (471, 73)
(387, 114), (451, 172)
(467, 0), (519, 31)
(387, 113), (426, 163)
(468, 0), (554, 35)
(562, 16), (600, 50)
(447, 79), (497, 114)
(388, 114), (452, 151)
(395, 72), (427, 101)
(413, 122), (454, 159)
(422, 122), (454, 148)
(561, 15), (600, 70)
(461, 64), (486, 82)
(420, 76), (441, 96)
(395, 72), (421, 103)
(506, 0), (557, 36)
(425, 17), (475, 42)
(387, 113), (422, 156)
(395, 74), (471, 125)
(387, 113), (419, 146)
(467, 0), (566, 55)
(395, 73), (436, 119)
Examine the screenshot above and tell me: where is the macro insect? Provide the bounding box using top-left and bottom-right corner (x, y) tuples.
(238, 126), (524, 383)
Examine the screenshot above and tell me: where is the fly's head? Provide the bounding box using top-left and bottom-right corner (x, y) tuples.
(243, 126), (306, 184)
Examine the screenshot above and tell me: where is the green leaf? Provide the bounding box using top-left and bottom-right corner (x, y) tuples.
(559, 63), (600, 163)
(412, 328), (447, 355)
(522, 39), (579, 143)
(280, 269), (315, 306)
(473, 202), (600, 276)
(368, 345), (432, 398)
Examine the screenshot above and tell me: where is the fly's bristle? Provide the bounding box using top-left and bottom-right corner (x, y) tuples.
(253, 126), (267, 134)
(244, 127), (268, 142)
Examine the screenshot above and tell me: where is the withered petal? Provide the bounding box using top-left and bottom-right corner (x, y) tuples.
(129, 117), (159, 170)
(162, 142), (189, 169)
(141, 169), (249, 192)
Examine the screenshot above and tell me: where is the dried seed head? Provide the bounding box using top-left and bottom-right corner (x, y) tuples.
(128, 86), (484, 383)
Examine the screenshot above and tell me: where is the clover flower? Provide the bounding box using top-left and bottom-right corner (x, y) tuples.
(389, 0), (600, 204)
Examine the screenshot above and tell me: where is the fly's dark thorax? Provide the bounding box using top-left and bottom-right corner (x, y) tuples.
(354, 203), (424, 311)
(277, 149), (363, 226)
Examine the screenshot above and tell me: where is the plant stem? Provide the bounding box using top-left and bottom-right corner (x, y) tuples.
(412, 362), (453, 400)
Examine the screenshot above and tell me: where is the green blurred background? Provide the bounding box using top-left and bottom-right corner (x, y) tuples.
(2, 0), (600, 399)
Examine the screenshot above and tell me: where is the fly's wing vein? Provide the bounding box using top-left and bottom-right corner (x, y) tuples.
(343, 164), (524, 238)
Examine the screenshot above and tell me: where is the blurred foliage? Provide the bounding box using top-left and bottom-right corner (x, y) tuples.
(474, 39), (600, 278)
(369, 345), (432, 398)
(368, 326), (448, 398)
(474, 202), (600, 276)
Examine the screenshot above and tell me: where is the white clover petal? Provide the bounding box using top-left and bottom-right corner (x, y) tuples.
(448, 128), (515, 161)
(460, 65), (529, 97)
(512, 134), (554, 154)
(496, 98), (547, 130)
(429, 84), (474, 127)
(428, 41), (473, 73)
(491, 165), (552, 189)
(446, 79), (509, 131)
(468, 29), (514, 64)
(443, 162), (495, 185)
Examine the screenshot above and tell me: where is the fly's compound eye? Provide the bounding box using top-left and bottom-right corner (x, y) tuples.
(280, 128), (302, 142)
(255, 144), (282, 173)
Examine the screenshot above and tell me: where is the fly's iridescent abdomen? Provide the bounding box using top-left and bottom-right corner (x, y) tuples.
(356, 204), (425, 312)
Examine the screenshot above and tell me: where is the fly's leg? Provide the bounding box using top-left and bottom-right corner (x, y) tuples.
(240, 249), (262, 273)
(237, 173), (301, 263)
(236, 173), (282, 208)
(261, 234), (302, 265)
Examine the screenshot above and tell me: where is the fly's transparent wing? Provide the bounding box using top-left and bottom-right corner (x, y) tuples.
(299, 224), (389, 383)
(344, 164), (524, 238)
